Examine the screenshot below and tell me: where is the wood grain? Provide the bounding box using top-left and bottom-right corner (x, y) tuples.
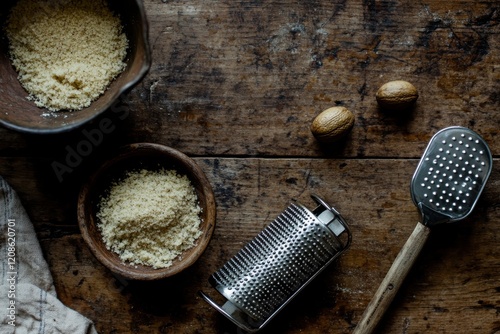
(353, 222), (431, 334)
(1, 157), (498, 333)
(0, 0), (499, 333)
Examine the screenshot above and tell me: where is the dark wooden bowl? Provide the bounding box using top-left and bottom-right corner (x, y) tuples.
(0, 0), (151, 134)
(77, 143), (217, 280)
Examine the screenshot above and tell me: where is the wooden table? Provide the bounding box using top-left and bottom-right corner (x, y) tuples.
(1, 0), (499, 333)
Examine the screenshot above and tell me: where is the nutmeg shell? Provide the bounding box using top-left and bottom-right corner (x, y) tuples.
(376, 80), (418, 111)
(311, 106), (355, 143)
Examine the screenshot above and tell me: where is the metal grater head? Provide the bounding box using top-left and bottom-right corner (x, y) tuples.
(411, 126), (493, 226)
(200, 195), (351, 332)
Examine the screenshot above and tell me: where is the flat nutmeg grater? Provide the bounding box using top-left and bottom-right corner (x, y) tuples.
(200, 194), (352, 332)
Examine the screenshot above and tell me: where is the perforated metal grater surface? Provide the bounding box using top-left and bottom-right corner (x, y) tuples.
(411, 126), (493, 226)
(200, 194), (351, 332)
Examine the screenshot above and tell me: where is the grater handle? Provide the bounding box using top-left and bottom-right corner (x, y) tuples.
(353, 222), (431, 334)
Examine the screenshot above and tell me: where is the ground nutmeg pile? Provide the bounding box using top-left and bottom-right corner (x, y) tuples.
(97, 169), (203, 269)
(5, 0), (128, 111)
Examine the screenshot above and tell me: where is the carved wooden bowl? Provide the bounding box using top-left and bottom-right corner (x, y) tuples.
(0, 0), (150, 133)
(77, 143), (217, 280)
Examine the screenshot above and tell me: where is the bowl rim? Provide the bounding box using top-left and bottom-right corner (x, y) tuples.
(77, 143), (217, 280)
(0, 0), (152, 134)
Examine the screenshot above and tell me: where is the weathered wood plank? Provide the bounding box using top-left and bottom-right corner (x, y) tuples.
(2, 157), (492, 334)
(123, 0), (500, 157)
(0, 0), (498, 158)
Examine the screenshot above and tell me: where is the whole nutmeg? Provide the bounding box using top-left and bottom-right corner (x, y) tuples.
(311, 106), (355, 143)
(376, 80), (418, 111)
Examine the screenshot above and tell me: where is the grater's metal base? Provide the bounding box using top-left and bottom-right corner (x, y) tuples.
(200, 194), (351, 333)
(200, 292), (264, 332)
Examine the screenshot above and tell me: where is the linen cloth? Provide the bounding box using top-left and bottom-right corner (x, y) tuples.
(0, 177), (98, 334)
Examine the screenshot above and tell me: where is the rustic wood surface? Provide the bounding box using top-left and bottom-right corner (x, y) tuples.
(0, 0), (499, 333)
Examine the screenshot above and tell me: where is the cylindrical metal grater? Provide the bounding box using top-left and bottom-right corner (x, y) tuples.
(200, 194), (351, 332)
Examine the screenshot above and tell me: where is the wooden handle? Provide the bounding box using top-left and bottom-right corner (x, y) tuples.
(353, 222), (431, 334)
